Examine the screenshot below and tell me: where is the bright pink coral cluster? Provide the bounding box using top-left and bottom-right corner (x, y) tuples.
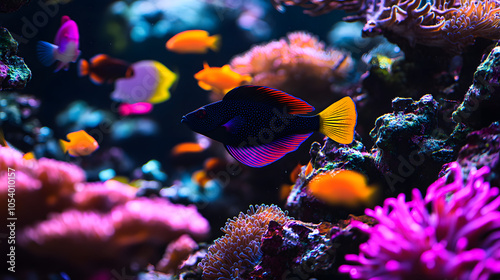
(339, 162), (500, 280)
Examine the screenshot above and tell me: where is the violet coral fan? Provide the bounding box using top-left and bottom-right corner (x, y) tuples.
(230, 31), (353, 108)
(199, 204), (291, 280)
(273, 0), (500, 53)
(339, 162), (500, 280)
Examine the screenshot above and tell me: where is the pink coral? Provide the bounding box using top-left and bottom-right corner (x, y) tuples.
(0, 146), (85, 227)
(73, 180), (137, 212)
(20, 198), (210, 268)
(339, 162), (500, 280)
(156, 234), (198, 274)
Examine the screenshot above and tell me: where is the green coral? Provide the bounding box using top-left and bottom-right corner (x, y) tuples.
(0, 27), (31, 90)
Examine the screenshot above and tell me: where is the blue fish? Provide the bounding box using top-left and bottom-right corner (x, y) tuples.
(181, 85), (357, 167)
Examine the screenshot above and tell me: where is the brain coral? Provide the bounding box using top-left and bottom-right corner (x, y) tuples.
(199, 204), (291, 279)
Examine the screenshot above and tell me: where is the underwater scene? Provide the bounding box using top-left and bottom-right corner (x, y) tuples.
(1, 0), (500, 279)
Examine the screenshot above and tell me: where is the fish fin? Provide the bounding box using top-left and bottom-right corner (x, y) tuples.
(89, 73), (105, 84)
(209, 34), (221, 52)
(222, 116), (244, 134)
(223, 85), (314, 114)
(203, 61), (210, 69)
(198, 81), (213, 91)
(37, 41), (58, 66)
(59, 139), (69, 153)
(90, 54), (108, 64)
(23, 152), (35, 160)
(78, 59), (89, 76)
(225, 133), (312, 167)
(318, 96), (357, 144)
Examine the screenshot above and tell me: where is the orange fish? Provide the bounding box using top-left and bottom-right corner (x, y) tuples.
(307, 169), (377, 207)
(194, 62), (252, 94)
(60, 130), (99, 157)
(78, 54), (132, 84)
(0, 129), (36, 160)
(166, 30), (221, 54)
(171, 142), (205, 157)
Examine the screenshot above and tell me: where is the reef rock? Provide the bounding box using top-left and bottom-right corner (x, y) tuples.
(370, 94), (469, 194)
(453, 45), (500, 129)
(0, 28), (31, 90)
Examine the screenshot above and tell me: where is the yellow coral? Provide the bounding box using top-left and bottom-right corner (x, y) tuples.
(199, 204), (291, 280)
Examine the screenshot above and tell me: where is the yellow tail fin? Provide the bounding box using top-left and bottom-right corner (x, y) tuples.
(59, 139), (69, 153)
(209, 34), (221, 52)
(318, 96), (357, 144)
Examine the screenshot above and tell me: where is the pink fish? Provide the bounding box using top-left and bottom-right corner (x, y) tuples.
(37, 16), (81, 72)
(118, 102), (153, 116)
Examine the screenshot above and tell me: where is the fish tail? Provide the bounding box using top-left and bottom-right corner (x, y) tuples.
(78, 59), (89, 76)
(209, 34), (221, 52)
(318, 96), (357, 144)
(59, 139), (69, 153)
(37, 41), (58, 67)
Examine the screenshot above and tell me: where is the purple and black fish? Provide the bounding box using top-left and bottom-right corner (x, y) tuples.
(182, 85), (357, 167)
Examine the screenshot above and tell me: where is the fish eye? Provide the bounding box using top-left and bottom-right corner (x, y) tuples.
(195, 108), (207, 119)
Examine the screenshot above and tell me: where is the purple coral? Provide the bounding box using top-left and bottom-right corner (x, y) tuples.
(339, 162), (500, 280)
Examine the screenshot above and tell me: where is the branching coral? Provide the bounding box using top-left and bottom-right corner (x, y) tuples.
(339, 162), (500, 279)
(198, 204), (291, 279)
(230, 31), (353, 108)
(273, 0), (500, 53)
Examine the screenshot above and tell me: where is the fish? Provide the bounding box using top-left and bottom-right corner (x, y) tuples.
(78, 54), (133, 84)
(194, 62), (252, 94)
(118, 102), (153, 116)
(171, 142), (206, 157)
(37, 15), (81, 72)
(181, 85), (357, 167)
(166, 30), (221, 54)
(307, 169), (377, 207)
(59, 130), (99, 157)
(111, 60), (177, 104)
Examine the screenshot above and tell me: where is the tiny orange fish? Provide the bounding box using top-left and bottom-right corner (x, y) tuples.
(171, 142), (205, 157)
(307, 169), (377, 208)
(194, 62), (252, 94)
(166, 30), (221, 54)
(60, 130), (99, 157)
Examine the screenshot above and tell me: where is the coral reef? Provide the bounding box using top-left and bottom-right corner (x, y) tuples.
(0, 147), (85, 227)
(251, 217), (371, 279)
(20, 198), (209, 269)
(0, 28), (31, 89)
(453, 45), (500, 129)
(272, 0), (500, 53)
(230, 31), (353, 109)
(339, 162), (500, 280)
(198, 204), (290, 279)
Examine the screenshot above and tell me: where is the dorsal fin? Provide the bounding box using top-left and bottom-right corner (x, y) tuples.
(223, 85), (314, 114)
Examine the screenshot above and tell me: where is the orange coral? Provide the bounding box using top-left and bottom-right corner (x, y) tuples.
(230, 31), (353, 109)
(199, 204), (291, 280)
(273, 0), (500, 53)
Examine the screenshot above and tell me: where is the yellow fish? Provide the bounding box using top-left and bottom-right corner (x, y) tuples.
(194, 62), (252, 94)
(60, 130), (99, 157)
(307, 169), (377, 208)
(166, 30), (221, 54)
